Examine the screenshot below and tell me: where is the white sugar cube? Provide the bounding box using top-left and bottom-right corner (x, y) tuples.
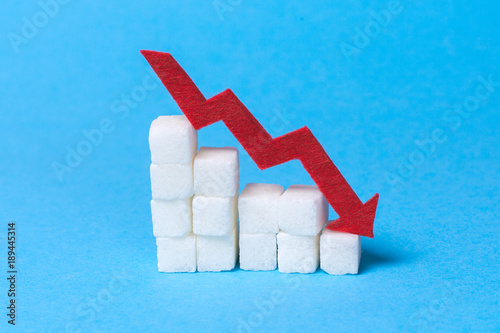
(239, 183), (284, 234)
(277, 232), (319, 273)
(278, 185), (328, 236)
(149, 115), (198, 164)
(192, 195), (237, 236)
(239, 233), (277, 271)
(156, 234), (196, 273)
(320, 229), (361, 275)
(196, 228), (238, 272)
(151, 199), (192, 237)
(194, 147), (239, 197)
(150, 163), (193, 200)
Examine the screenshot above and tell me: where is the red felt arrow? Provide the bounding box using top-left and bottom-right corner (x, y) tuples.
(141, 50), (379, 237)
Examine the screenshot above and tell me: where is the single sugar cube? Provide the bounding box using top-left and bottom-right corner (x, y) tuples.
(278, 185), (328, 236)
(239, 183), (284, 234)
(156, 234), (196, 273)
(320, 229), (361, 275)
(197, 228), (238, 272)
(239, 233), (277, 271)
(194, 147), (239, 197)
(150, 163), (193, 200)
(277, 232), (319, 274)
(149, 115), (198, 164)
(192, 195), (237, 236)
(151, 199), (192, 237)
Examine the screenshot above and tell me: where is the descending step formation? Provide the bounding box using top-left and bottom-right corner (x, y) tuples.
(141, 50), (379, 238)
(149, 115), (361, 275)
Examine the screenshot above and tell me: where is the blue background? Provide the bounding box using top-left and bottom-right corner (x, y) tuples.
(1, 1), (499, 332)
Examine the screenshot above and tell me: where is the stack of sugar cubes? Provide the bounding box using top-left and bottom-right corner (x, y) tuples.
(239, 184), (362, 275)
(192, 146), (239, 272)
(238, 183), (284, 271)
(149, 115), (360, 275)
(149, 115), (198, 272)
(149, 115), (239, 273)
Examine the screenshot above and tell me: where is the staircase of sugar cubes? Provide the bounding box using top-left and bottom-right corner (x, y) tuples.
(149, 115), (361, 275)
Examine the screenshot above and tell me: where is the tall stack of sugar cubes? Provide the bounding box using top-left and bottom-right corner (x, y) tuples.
(149, 115), (361, 275)
(149, 115), (238, 272)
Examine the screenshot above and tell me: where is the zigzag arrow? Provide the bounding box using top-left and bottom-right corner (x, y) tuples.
(141, 50), (379, 237)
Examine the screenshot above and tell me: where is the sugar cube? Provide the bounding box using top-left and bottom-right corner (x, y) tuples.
(149, 115), (198, 164)
(320, 229), (361, 275)
(239, 183), (284, 234)
(192, 195), (237, 236)
(150, 163), (193, 200)
(278, 185), (328, 236)
(239, 233), (277, 271)
(277, 232), (319, 273)
(156, 234), (196, 273)
(196, 228), (238, 272)
(151, 199), (192, 237)
(194, 147), (239, 197)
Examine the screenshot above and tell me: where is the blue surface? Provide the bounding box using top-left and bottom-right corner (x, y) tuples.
(1, 1), (499, 332)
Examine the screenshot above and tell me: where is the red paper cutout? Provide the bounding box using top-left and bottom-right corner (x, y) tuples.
(141, 50), (379, 238)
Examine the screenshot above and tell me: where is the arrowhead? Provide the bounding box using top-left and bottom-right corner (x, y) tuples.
(326, 193), (379, 238)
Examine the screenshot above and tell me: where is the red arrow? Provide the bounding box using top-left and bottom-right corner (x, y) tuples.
(141, 50), (379, 237)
